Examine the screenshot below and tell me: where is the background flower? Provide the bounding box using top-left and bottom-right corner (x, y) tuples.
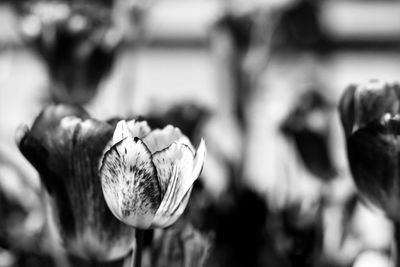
(339, 80), (400, 221)
(17, 104), (135, 261)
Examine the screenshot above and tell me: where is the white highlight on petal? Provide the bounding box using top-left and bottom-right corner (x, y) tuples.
(142, 125), (184, 153)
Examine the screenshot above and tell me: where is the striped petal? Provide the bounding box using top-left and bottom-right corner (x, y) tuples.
(142, 125), (185, 154)
(100, 136), (161, 229)
(152, 143), (195, 226)
(152, 187), (193, 228)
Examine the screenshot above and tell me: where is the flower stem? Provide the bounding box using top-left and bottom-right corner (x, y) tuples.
(133, 229), (144, 267)
(394, 222), (400, 266)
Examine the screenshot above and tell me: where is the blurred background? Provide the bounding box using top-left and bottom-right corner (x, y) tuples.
(1, 0), (400, 266)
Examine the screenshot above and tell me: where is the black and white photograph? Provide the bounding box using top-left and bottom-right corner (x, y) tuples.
(0, 0), (400, 266)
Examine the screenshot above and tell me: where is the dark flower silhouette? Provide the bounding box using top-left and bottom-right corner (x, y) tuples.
(16, 104), (135, 261)
(19, 1), (119, 105)
(339, 80), (400, 221)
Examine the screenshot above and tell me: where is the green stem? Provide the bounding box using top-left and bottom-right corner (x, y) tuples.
(133, 229), (144, 267)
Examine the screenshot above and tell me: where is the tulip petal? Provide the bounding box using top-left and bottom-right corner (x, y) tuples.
(152, 143), (195, 226)
(355, 80), (399, 130)
(112, 120), (131, 145)
(348, 123), (400, 216)
(126, 119), (151, 138)
(18, 104), (136, 259)
(152, 187), (192, 228)
(143, 125), (189, 153)
(152, 143), (195, 196)
(69, 119), (135, 259)
(100, 136), (161, 229)
(191, 139), (207, 184)
(112, 120), (151, 146)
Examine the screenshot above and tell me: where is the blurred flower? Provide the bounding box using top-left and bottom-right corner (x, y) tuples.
(339, 80), (400, 221)
(353, 251), (390, 267)
(100, 120), (206, 229)
(19, 1), (121, 105)
(151, 222), (213, 267)
(281, 89), (337, 181)
(16, 104), (135, 261)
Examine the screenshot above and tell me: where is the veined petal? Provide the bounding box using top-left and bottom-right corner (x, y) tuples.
(100, 136), (161, 229)
(152, 143), (195, 225)
(126, 119), (151, 139)
(152, 143), (195, 196)
(142, 125), (184, 153)
(151, 187), (192, 228)
(162, 139), (206, 200)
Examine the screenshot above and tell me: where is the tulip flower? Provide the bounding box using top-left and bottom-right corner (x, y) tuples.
(100, 120), (206, 267)
(338, 80), (400, 221)
(20, 1), (120, 105)
(100, 119), (206, 229)
(16, 104), (135, 262)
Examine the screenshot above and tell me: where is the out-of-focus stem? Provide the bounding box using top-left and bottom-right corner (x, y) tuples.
(133, 230), (144, 267)
(394, 223), (400, 266)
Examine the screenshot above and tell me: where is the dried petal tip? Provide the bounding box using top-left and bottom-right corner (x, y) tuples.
(15, 124), (30, 146)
